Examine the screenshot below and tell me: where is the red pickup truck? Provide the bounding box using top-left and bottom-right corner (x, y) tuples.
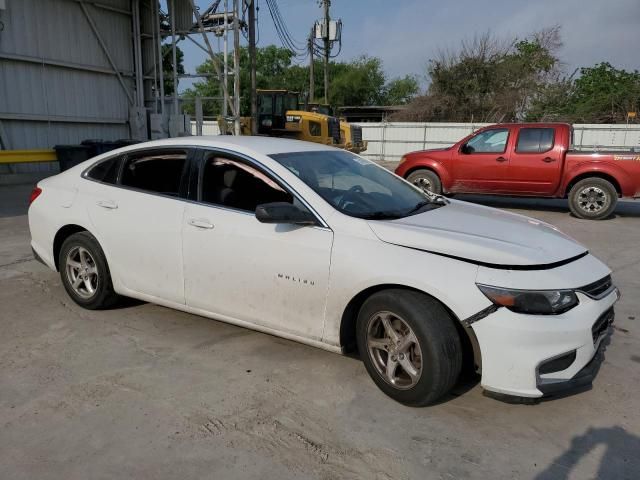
(395, 123), (640, 219)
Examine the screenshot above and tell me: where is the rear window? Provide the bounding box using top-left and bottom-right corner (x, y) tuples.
(120, 149), (188, 196)
(87, 156), (120, 184)
(516, 128), (554, 153)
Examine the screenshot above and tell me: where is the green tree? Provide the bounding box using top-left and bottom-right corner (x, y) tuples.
(184, 46), (420, 116)
(383, 76), (420, 105)
(529, 63), (640, 123)
(397, 27), (563, 122)
(162, 44), (185, 96)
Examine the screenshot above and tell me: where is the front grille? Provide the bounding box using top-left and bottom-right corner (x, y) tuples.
(327, 117), (341, 144)
(578, 275), (613, 299)
(592, 307), (614, 343)
(351, 125), (363, 144)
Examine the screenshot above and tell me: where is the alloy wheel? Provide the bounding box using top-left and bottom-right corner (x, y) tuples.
(577, 186), (608, 213)
(366, 311), (422, 390)
(65, 246), (99, 299)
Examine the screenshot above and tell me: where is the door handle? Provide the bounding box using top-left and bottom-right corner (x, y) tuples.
(96, 200), (118, 209)
(495, 157), (508, 163)
(188, 218), (214, 229)
(542, 157), (556, 163)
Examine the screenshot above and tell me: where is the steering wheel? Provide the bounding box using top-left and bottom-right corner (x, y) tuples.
(338, 185), (364, 209)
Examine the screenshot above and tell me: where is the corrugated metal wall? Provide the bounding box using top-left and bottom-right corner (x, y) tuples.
(0, 0), (133, 150)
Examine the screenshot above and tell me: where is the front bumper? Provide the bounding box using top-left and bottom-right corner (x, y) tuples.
(471, 286), (619, 399)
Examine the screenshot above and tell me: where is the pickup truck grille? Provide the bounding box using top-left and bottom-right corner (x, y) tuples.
(578, 275), (613, 299)
(351, 125), (363, 144)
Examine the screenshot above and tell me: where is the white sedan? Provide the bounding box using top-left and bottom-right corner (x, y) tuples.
(28, 137), (618, 405)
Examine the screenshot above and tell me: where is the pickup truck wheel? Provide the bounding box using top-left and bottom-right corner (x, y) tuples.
(406, 169), (442, 194)
(59, 232), (121, 310)
(356, 289), (462, 406)
(568, 178), (618, 220)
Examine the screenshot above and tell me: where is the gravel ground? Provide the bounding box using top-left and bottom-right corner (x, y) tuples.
(1, 183), (639, 480)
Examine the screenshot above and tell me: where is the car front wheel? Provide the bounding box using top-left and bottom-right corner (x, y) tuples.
(356, 289), (462, 406)
(59, 231), (121, 309)
(406, 169), (442, 195)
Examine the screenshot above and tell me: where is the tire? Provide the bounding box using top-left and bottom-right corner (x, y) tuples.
(406, 169), (442, 195)
(356, 289), (462, 406)
(568, 177), (618, 220)
(59, 231), (121, 310)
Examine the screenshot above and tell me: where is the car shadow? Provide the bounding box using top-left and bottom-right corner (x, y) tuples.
(454, 194), (640, 218)
(535, 426), (640, 479)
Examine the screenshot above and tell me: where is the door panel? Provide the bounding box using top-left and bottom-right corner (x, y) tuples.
(451, 128), (512, 193)
(507, 127), (562, 194)
(86, 184), (186, 303)
(182, 151), (333, 339)
(183, 205), (332, 338)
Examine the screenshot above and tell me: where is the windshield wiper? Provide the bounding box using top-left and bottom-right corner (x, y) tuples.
(404, 200), (433, 215)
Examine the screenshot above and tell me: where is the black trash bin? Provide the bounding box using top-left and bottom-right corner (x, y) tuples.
(54, 145), (91, 172)
(114, 139), (141, 148)
(81, 139), (121, 157)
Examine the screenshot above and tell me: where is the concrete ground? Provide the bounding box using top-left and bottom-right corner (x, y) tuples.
(1, 183), (639, 480)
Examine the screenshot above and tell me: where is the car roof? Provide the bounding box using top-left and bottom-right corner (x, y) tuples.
(118, 136), (340, 156)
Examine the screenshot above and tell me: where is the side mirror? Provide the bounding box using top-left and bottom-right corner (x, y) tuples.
(255, 202), (317, 226)
(460, 143), (470, 154)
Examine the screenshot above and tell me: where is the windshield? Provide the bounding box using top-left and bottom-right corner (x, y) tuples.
(270, 150), (443, 219)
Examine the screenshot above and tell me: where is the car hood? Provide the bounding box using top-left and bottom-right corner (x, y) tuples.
(367, 200), (587, 267)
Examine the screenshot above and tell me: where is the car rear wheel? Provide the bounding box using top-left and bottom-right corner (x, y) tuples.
(356, 289), (462, 406)
(59, 232), (120, 309)
(406, 169), (442, 195)
(568, 177), (618, 220)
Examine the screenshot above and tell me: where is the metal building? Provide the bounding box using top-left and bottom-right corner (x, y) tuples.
(0, 0), (139, 150)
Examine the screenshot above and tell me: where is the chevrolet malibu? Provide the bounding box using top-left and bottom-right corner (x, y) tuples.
(28, 137), (618, 406)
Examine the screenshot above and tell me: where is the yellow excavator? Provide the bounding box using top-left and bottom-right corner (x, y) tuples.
(218, 89), (367, 154)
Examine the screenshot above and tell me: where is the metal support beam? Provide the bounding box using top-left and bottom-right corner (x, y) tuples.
(170, 0), (179, 115)
(0, 112), (127, 124)
(79, 1), (135, 105)
(0, 52), (134, 77)
(188, 0), (235, 116)
(132, 0), (145, 108)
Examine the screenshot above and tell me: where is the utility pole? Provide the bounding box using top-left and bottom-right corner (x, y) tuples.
(322, 0), (330, 105)
(309, 27), (315, 103)
(233, 0), (241, 135)
(223, 0), (229, 133)
(248, 0), (257, 134)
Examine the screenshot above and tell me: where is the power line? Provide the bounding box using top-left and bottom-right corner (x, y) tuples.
(264, 0), (307, 57)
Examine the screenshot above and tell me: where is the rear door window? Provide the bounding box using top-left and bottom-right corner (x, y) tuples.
(120, 149), (188, 196)
(516, 128), (555, 153)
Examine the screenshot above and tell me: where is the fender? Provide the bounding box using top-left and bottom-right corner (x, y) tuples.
(560, 160), (634, 197)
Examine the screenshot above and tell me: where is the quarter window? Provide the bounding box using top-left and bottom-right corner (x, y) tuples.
(516, 128), (555, 153)
(200, 154), (294, 212)
(120, 149), (188, 196)
(87, 156), (120, 184)
(464, 129), (509, 153)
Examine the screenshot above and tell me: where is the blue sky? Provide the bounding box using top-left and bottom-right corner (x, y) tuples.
(175, 0), (640, 93)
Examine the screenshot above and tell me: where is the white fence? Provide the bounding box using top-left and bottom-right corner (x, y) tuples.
(191, 121), (640, 162)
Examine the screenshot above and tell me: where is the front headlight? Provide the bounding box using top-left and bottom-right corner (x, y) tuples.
(477, 284), (579, 315)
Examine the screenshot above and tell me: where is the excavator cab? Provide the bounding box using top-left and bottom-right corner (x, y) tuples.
(257, 90), (300, 135)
